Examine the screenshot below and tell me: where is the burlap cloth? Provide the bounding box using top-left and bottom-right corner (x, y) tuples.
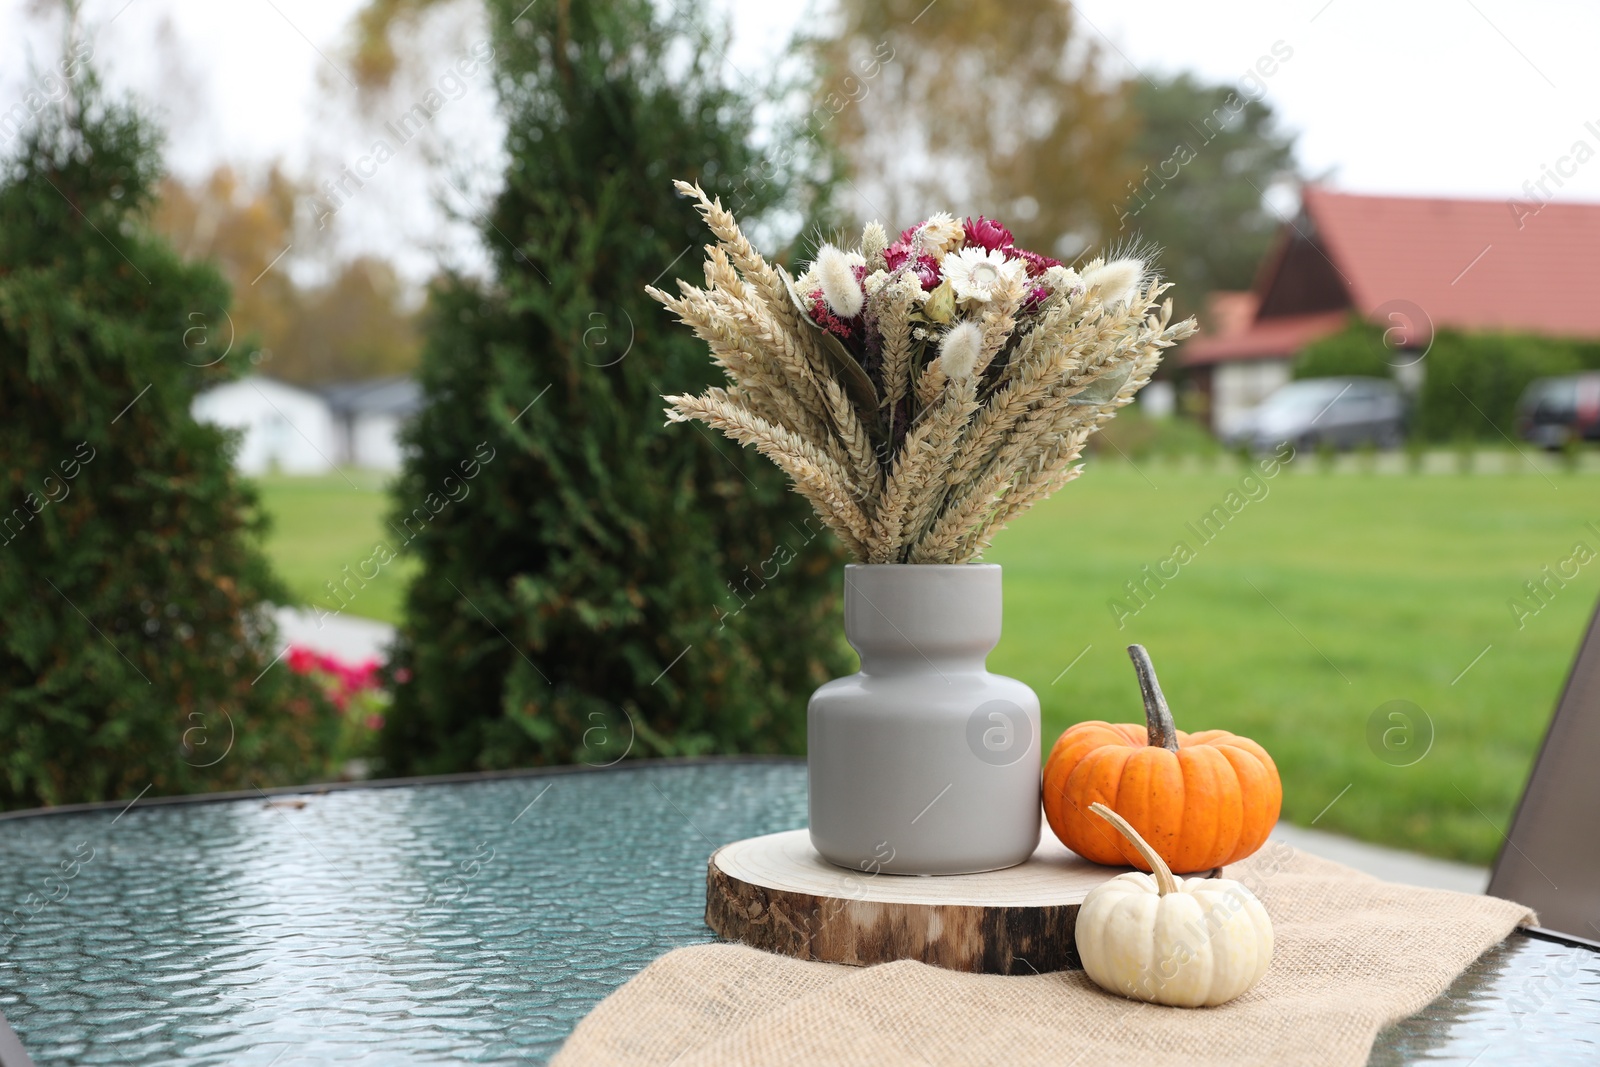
(553, 846), (1535, 1067)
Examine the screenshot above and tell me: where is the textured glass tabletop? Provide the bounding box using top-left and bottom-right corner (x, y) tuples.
(0, 759), (1595, 1065)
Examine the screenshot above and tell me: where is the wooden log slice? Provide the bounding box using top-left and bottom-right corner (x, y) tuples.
(706, 828), (1133, 975)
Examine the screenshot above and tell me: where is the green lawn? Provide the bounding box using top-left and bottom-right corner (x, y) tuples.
(252, 472), (418, 628)
(253, 460), (1600, 865)
(985, 459), (1600, 866)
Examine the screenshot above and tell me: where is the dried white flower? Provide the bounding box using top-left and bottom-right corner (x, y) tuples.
(917, 212), (965, 256)
(938, 322), (984, 378)
(1082, 258), (1144, 307)
(1043, 264), (1082, 294)
(940, 247), (1027, 304)
(863, 269), (892, 297)
(815, 243), (865, 319)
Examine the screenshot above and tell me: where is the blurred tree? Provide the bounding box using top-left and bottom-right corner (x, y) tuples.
(375, 0), (849, 774)
(1119, 72), (1300, 318)
(152, 165), (299, 365)
(153, 166), (421, 384)
(348, 0), (451, 90)
(815, 0), (1134, 259)
(0, 68), (337, 808)
(280, 257), (420, 383)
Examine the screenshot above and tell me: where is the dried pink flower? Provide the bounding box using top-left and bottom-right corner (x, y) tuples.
(808, 290), (855, 338)
(885, 242), (943, 290)
(963, 216), (1014, 252)
(1010, 247), (1062, 278)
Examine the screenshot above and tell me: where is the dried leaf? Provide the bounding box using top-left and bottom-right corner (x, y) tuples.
(779, 265), (879, 415)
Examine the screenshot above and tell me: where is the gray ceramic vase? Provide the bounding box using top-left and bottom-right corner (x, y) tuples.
(807, 563), (1042, 875)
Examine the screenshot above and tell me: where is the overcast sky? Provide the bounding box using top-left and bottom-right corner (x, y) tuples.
(5, 0), (1597, 281)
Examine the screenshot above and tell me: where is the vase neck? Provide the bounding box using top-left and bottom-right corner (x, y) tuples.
(843, 564), (1001, 674)
(854, 646), (993, 675)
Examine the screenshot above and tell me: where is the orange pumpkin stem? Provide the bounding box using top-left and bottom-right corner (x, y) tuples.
(1128, 645), (1179, 753)
(1090, 801), (1178, 896)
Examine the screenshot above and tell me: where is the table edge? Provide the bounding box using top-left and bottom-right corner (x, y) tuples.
(0, 755), (805, 824)
(1522, 925), (1600, 952)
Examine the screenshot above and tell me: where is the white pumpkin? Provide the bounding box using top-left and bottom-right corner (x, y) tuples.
(1075, 802), (1274, 1007)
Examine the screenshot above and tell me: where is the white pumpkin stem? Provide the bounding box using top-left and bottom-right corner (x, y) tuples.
(1089, 801), (1178, 896)
(1127, 644), (1179, 753)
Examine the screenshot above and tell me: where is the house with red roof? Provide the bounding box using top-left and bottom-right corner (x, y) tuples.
(1181, 186), (1600, 433)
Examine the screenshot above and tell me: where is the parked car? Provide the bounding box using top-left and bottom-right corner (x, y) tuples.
(1515, 373), (1600, 449)
(1225, 377), (1406, 452)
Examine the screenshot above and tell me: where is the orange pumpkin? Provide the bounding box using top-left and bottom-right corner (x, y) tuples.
(1043, 645), (1281, 874)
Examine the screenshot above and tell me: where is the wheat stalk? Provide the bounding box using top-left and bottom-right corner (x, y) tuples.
(665, 391), (872, 556)
(877, 274), (922, 415)
(900, 375), (981, 561)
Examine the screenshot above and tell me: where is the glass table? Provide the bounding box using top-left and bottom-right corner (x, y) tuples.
(0, 759), (1595, 1065)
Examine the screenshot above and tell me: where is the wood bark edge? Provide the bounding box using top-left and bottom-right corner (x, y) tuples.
(705, 848), (1084, 975)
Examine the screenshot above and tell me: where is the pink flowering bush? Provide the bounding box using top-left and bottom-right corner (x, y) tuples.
(286, 646), (391, 764)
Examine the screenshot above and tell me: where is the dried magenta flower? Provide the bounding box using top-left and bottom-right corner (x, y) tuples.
(963, 215), (1014, 252)
(1010, 247), (1062, 278)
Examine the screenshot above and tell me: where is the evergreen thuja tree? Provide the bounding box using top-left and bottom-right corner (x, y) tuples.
(379, 0), (850, 774)
(0, 75), (335, 808)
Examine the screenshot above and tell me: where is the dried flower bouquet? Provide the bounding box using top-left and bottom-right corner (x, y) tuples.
(649, 181), (1196, 564)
